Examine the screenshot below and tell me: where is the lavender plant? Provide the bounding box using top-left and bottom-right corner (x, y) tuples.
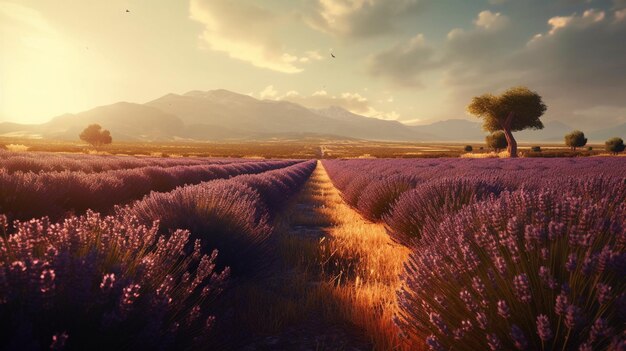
(0, 160), (298, 221)
(124, 161), (315, 275)
(397, 188), (626, 350)
(384, 177), (504, 246)
(356, 174), (419, 221)
(0, 211), (228, 350)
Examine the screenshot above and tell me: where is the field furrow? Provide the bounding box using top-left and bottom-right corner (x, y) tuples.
(226, 161), (413, 350)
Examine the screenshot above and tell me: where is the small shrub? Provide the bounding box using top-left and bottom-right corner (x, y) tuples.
(464, 145), (473, 152)
(485, 132), (508, 153)
(587, 146), (593, 151)
(531, 146), (541, 152)
(564, 130), (587, 150)
(605, 137), (625, 155)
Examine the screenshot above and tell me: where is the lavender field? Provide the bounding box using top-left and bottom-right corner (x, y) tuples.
(323, 158), (626, 350)
(0, 151), (625, 350)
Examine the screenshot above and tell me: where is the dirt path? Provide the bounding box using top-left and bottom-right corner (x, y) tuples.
(232, 161), (409, 350)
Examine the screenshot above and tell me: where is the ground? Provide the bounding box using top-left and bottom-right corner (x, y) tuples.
(0, 137), (609, 159)
(209, 162), (412, 350)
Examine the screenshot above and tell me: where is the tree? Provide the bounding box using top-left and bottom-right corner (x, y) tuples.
(79, 124), (112, 148)
(605, 137), (625, 155)
(564, 130), (587, 150)
(486, 131), (508, 152)
(467, 86), (547, 158)
(464, 145), (473, 152)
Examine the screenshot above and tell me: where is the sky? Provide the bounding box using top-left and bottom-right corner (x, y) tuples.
(1, 0), (625, 129)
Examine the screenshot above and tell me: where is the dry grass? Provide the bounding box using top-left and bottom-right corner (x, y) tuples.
(313, 162), (418, 351)
(212, 161), (419, 349)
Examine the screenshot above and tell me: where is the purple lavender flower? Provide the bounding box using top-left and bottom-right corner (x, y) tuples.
(555, 293), (569, 316)
(565, 304), (584, 330)
(476, 311), (489, 330)
(497, 300), (511, 319)
(425, 335), (444, 351)
(510, 324), (529, 350)
(487, 333), (502, 351)
(566, 253), (578, 272)
(514, 273), (532, 303)
(589, 317), (610, 342)
(538, 266), (558, 289)
(596, 283), (613, 305)
(429, 312), (450, 335)
(536, 314), (553, 342)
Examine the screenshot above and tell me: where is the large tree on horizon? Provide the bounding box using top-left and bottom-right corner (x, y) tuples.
(467, 86), (547, 158)
(79, 124), (112, 149)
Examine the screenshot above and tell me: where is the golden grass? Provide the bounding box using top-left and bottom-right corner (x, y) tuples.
(215, 161), (420, 349)
(312, 162), (419, 350)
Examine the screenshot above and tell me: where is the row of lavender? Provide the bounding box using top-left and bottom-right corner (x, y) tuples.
(0, 159), (299, 221)
(322, 158), (626, 350)
(0, 160), (316, 350)
(0, 150), (242, 174)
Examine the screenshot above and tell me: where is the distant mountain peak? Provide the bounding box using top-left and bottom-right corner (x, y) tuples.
(183, 89), (255, 102)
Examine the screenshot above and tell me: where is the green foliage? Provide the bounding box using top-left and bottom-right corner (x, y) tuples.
(587, 146), (593, 151)
(485, 132), (508, 152)
(605, 137), (625, 155)
(564, 130), (587, 150)
(79, 124), (112, 148)
(464, 145), (473, 152)
(531, 146), (541, 152)
(467, 86), (546, 133)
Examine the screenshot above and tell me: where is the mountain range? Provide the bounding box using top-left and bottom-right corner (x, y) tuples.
(1, 89), (623, 143)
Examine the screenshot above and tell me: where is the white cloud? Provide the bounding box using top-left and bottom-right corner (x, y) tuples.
(305, 0), (425, 37)
(190, 0), (310, 73)
(544, 9), (605, 36)
(474, 10), (509, 30)
(259, 85), (278, 99)
(255, 86), (400, 119)
(0, 2), (54, 33)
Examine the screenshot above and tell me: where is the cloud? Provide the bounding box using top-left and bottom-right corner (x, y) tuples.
(435, 7), (626, 129)
(279, 89), (372, 114)
(473, 10), (509, 30)
(518, 9), (626, 110)
(190, 0), (318, 73)
(366, 34), (438, 87)
(256, 86), (401, 120)
(304, 0), (426, 37)
(259, 85), (279, 99)
(0, 1), (54, 33)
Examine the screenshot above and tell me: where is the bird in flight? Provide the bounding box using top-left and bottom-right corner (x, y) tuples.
(125, 9), (130, 13)
(331, 53), (336, 58)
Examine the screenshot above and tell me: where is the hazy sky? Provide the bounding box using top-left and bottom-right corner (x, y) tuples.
(1, 0), (625, 128)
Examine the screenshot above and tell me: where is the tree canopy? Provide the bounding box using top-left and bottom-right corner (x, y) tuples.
(79, 124), (112, 148)
(468, 86), (547, 157)
(605, 137), (625, 155)
(564, 130), (587, 150)
(468, 87), (546, 132)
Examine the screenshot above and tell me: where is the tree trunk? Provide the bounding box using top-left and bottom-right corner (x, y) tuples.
(501, 112), (518, 158)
